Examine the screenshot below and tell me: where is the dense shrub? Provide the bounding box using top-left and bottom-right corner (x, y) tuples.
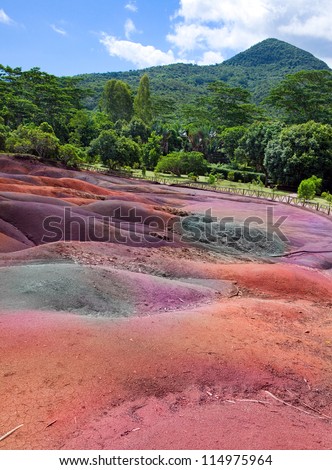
(298, 178), (316, 200)
(88, 130), (141, 168)
(209, 164), (266, 184)
(6, 123), (60, 159)
(155, 151), (208, 176)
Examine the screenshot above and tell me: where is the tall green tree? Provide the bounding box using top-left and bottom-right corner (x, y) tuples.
(100, 79), (133, 123)
(0, 117), (9, 150)
(219, 126), (248, 162)
(237, 121), (283, 178)
(207, 81), (263, 127)
(123, 118), (151, 143)
(88, 129), (140, 168)
(69, 109), (99, 148)
(0, 65), (86, 139)
(134, 74), (153, 124)
(141, 131), (162, 170)
(153, 121), (185, 155)
(265, 70), (332, 124)
(264, 121), (332, 188)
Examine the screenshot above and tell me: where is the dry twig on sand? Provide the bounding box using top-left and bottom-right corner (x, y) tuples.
(0, 424), (24, 442)
(265, 391), (332, 420)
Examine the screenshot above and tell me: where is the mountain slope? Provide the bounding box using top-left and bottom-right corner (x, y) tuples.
(224, 38), (329, 69)
(78, 38), (330, 114)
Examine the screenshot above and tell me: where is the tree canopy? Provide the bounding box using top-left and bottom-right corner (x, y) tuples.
(2, 38), (332, 192)
(264, 121), (332, 188)
(265, 70), (332, 124)
(0, 65), (86, 140)
(134, 74), (153, 124)
(99, 79), (133, 123)
(88, 129), (140, 168)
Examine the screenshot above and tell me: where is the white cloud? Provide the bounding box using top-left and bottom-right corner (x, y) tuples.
(279, 14), (332, 41)
(197, 51), (224, 65)
(100, 0), (332, 70)
(51, 24), (67, 36)
(168, 0), (332, 60)
(321, 57), (332, 68)
(100, 32), (223, 68)
(0, 8), (14, 25)
(124, 18), (139, 39)
(174, 0), (270, 26)
(125, 1), (138, 13)
(167, 22), (262, 53)
(100, 34), (187, 68)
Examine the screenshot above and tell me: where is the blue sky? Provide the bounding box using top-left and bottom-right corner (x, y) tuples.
(0, 0), (331, 76)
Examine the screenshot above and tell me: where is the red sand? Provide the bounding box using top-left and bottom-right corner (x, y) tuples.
(1, 294), (332, 450)
(1, 155), (332, 450)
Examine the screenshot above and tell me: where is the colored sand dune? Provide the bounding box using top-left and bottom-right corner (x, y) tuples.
(1, 155), (332, 450)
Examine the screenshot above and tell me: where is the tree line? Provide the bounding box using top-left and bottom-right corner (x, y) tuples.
(1, 63), (332, 193)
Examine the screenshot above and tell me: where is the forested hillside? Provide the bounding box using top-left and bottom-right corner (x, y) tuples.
(78, 38), (330, 111)
(1, 38), (332, 194)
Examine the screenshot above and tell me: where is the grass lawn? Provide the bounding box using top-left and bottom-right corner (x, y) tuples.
(130, 169), (332, 207)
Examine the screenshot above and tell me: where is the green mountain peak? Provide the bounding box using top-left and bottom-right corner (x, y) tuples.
(224, 38), (329, 69)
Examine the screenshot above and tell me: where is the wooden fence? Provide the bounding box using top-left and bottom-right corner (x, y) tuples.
(130, 175), (332, 217)
(80, 165), (332, 218)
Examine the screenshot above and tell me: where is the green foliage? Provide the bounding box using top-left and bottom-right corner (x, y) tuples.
(155, 153), (182, 176)
(207, 81), (262, 127)
(227, 171), (235, 182)
(123, 118), (151, 143)
(264, 121), (332, 188)
(208, 174), (216, 185)
(237, 120), (283, 177)
(77, 39), (329, 121)
(153, 122), (185, 155)
(307, 175), (322, 195)
(224, 38), (329, 69)
(69, 109), (101, 147)
(112, 135), (141, 169)
(100, 79), (133, 123)
(0, 65), (86, 140)
(180, 152), (209, 176)
(141, 131), (162, 170)
(219, 126), (248, 161)
(6, 123), (60, 159)
(321, 191), (332, 203)
(298, 178), (316, 200)
(209, 164), (265, 184)
(59, 143), (86, 167)
(91, 111), (114, 132)
(183, 124), (220, 158)
(2, 38), (332, 193)
(39, 122), (54, 133)
(155, 151), (208, 177)
(88, 129), (140, 168)
(188, 172), (198, 181)
(0, 118), (9, 150)
(251, 175), (265, 188)
(265, 70), (332, 124)
(134, 74), (153, 124)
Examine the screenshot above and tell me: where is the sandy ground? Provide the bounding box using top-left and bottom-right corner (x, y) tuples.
(0, 154), (332, 450)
